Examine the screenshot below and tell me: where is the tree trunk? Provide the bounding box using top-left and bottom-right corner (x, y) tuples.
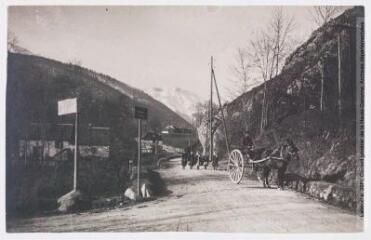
(276, 45), (280, 76)
(337, 33), (342, 117)
(319, 58), (324, 111)
(260, 81), (267, 133)
(265, 94), (269, 127)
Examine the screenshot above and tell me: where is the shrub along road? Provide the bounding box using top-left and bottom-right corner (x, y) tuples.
(7, 158), (362, 232)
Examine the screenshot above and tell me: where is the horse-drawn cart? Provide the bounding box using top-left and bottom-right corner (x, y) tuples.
(203, 57), (298, 187)
(227, 147), (290, 184)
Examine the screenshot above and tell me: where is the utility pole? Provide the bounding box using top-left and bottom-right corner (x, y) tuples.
(337, 32), (342, 118)
(209, 56), (214, 163)
(212, 70), (230, 155)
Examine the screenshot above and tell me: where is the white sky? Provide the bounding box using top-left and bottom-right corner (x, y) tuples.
(9, 6), (335, 101)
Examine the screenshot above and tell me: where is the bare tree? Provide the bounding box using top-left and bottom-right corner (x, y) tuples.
(69, 58), (82, 66)
(309, 6), (342, 27)
(248, 31), (275, 131)
(192, 102), (208, 128)
(228, 48), (255, 98)
(7, 31), (19, 52)
(249, 8), (295, 83)
(249, 31), (275, 82)
(7, 32), (33, 55)
(270, 7), (296, 76)
(248, 7), (296, 132)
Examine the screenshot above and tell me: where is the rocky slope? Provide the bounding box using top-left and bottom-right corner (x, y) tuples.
(203, 7), (364, 212)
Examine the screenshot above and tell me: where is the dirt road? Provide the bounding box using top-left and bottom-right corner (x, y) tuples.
(7, 158), (363, 232)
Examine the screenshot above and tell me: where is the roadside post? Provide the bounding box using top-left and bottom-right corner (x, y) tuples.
(58, 97), (79, 191)
(134, 106), (148, 198)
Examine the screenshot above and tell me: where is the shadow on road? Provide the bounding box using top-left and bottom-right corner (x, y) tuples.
(164, 172), (227, 187)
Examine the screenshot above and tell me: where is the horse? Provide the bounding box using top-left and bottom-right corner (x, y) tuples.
(248, 139), (299, 189)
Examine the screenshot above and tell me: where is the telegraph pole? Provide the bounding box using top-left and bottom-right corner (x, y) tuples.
(212, 69), (230, 154)
(209, 56), (214, 163)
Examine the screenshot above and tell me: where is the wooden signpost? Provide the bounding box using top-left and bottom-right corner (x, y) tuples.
(134, 106), (148, 198)
(58, 97), (79, 191)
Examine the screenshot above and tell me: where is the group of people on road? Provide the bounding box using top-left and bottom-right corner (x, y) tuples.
(181, 148), (218, 170)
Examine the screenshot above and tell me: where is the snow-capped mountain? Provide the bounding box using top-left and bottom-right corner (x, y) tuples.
(145, 87), (203, 123)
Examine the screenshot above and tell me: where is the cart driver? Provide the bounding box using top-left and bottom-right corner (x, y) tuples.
(241, 130), (255, 154)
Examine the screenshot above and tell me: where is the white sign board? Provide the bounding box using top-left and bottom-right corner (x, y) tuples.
(58, 98), (77, 116)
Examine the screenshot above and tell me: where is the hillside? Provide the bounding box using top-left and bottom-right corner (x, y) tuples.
(204, 7), (363, 212)
(88, 74), (193, 131)
(7, 53), (192, 132)
(6, 52), (193, 215)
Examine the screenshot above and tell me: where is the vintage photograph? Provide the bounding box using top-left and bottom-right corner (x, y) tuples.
(5, 4), (365, 233)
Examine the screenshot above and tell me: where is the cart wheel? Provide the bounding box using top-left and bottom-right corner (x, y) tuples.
(228, 149), (244, 184)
